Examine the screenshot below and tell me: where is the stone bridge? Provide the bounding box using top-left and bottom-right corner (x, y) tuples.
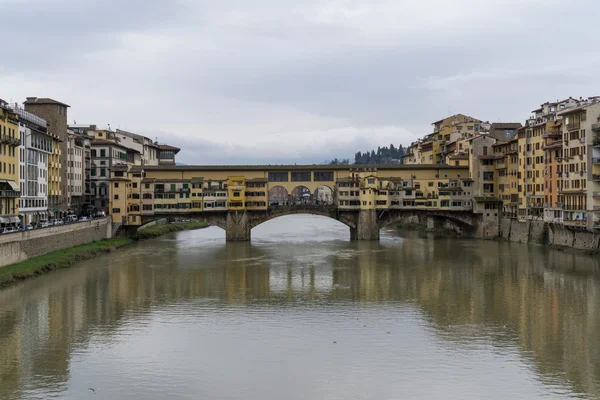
(130, 205), (489, 241)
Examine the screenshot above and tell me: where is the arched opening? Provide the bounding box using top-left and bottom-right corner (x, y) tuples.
(268, 186), (288, 206)
(290, 186), (312, 205)
(314, 186), (334, 205)
(252, 214), (351, 242)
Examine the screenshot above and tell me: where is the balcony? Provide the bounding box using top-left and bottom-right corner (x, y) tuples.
(0, 135), (21, 147)
(0, 190), (20, 198)
(567, 122), (580, 131)
(593, 158), (600, 164)
(592, 123), (600, 132)
(579, 137), (586, 144)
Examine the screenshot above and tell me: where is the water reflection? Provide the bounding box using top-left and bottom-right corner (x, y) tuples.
(0, 216), (598, 399)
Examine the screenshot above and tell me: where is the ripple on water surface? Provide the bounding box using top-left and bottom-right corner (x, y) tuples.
(0, 215), (598, 400)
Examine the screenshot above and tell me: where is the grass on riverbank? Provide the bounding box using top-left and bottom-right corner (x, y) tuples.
(135, 221), (209, 239)
(0, 238), (131, 288)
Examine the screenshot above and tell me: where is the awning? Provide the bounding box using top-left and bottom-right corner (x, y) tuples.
(8, 216), (19, 224)
(0, 180), (19, 191)
(0, 217), (8, 224)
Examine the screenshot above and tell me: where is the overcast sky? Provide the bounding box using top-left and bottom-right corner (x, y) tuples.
(1, 0), (599, 165)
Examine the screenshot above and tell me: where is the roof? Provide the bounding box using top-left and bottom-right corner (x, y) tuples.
(543, 142), (562, 150)
(23, 97), (70, 107)
(134, 164), (469, 172)
(91, 139), (130, 150)
(431, 113), (481, 125)
(449, 154), (469, 160)
(153, 179), (191, 183)
(158, 144), (181, 152)
(490, 122), (522, 130)
(557, 100), (600, 116)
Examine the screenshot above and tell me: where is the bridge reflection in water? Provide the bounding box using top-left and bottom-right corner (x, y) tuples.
(0, 219), (599, 399)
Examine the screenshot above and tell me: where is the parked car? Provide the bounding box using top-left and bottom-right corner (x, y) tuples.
(24, 224), (34, 231)
(67, 215), (78, 223)
(1, 227), (17, 234)
(78, 216), (89, 222)
(38, 219), (50, 228)
(55, 219), (64, 225)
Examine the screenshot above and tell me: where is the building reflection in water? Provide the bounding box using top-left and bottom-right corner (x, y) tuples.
(0, 226), (598, 399)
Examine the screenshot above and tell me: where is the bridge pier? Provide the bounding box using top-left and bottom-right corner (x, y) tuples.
(350, 209), (380, 241)
(226, 211), (251, 241)
(426, 215), (440, 231)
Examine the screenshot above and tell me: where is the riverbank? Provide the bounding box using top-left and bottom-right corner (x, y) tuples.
(0, 221), (210, 289)
(0, 238), (131, 288)
(135, 221), (209, 239)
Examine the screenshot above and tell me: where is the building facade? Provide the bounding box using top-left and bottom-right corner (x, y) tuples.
(23, 97), (70, 214)
(0, 100), (20, 227)
(12, 104), (53, 224)
(66, 129), (85, 214)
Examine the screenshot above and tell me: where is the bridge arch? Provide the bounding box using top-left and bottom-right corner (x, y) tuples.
(290, 185), (312, 205)
(135, 214), (228, 233)
(377, 210), (478, 234)
(268, 186), (288, 206)
(248, 208), (356, 231)
(314, 185), (334, 205)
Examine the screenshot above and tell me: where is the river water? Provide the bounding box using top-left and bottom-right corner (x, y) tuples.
(0, 215), (599, 400)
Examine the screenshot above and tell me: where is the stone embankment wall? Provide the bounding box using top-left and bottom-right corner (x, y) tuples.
(0, 218), (112, 268)
(499, 218), (600, 250)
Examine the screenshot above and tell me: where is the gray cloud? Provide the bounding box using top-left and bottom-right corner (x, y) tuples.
(1, 0), (599, 164)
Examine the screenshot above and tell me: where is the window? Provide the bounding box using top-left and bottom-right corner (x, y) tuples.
(100, 149), (106, 157)
(368, 179), (375, 184)
(291, 171), (311, 182)
(233, 191), (241, 197)
(132, 183), (137, 188)
(314, 171), (334, 182)
(114, 182), (119, 188)
(100, 168), (106, 177)
(268, 172), (289, 182)
(114, 194), (119, 199)
(145, 183), (150, 189)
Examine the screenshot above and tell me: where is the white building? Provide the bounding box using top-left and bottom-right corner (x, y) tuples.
(12, 104), (52, 225)
(115, 129), (159, 166)
(66, 129), (85, 214)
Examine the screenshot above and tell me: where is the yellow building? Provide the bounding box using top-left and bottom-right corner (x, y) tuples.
(47, 134), (63, 218)
(433, 114), (482, 163)
(227, 176), (246, 211)
(492, 138), (519, 218)
(518, 120), (546, 220)
(0, 101), (20, 227)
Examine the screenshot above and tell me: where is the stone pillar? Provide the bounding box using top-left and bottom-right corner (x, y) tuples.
(353, 209), (380, 241)
(226, 211), (251, 241)
(426, 215), (439, 231)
